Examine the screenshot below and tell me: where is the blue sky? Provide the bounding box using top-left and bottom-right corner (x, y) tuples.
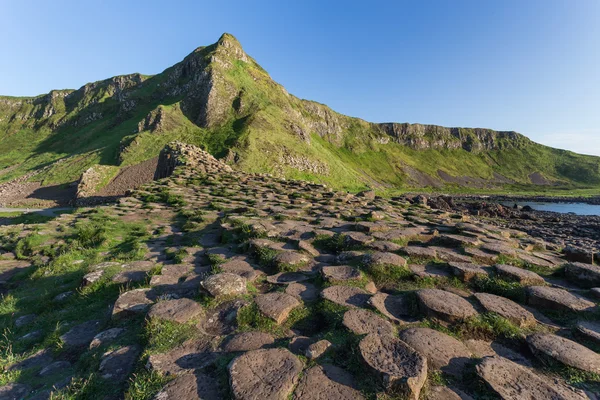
(1, 0), (599, 155)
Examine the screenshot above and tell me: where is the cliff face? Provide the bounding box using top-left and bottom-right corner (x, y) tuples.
(1, 33), (599, 194)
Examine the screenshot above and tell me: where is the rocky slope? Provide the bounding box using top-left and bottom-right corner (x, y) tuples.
(1, 148), (599, 399)
(1, 33), (599, 205)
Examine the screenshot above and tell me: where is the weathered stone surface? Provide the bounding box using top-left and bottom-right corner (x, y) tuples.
(147, 298), (203, 323)
(285, 282), (319, 302)
(219, 258), (263, 282)
(526, 286), (596, 312)
(0, 383), (31, 400)
(342, 232), (373, 247)
(255, 292), (300, 324)
(416, 289), (477, 322)
(8, 349), (53, 372)
(474, 293), (536, 327)
(408, 263), (452, 279)
(367, 292), (413, 323)
(222, 332), (275, 352)
(565, 262), (600, 288)
(60, 320), (102, 348)
(398, 328), (471, 377)
(202, 273), (247, 297)
(359, 333), (427, 399)
(200, 299), (248, 336)
(401, 246), (437, 260)
(527, 333), (600, 373)
(147, 338), (218, 375)
(321, 266), (361, 282)
(153, 372), (222, 400)
(305, 340), (332, 360)
(448, 262), (488, 282)
(494, 264), (545, 285)
(476, 356), (587, 400)
(112, 288), (154, 318)
(480, 243), (517, 257)
(14, 314), (35, 328)
(426, 386), (467, 400)
(266, 272), (309, 285)
(89, 328), (125, 349)
(342, 308), (394, 336)
(363, 252), (407, 267)
(229, 348), (303, 400)
(576, 320), (600, 345)
(293, 364), (364, 400)
(39, 361), (71, 377)
(112, 261), (155, 284)
(273, 251), (309, 271)
(288, 336), (314, 355)
(321, 286), (371, 308)
(463, 247), (498, 264)
(99, 345), (140, 382)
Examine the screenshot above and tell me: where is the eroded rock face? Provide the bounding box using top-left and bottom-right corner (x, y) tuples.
(359, 333), (427, 399)
(154, 141), (233, 180)
(476, 356), (587, 400)
(229, 348), (303, 400)
(202, 273), (247, 297)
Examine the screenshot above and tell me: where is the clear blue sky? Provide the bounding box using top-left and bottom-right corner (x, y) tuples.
(1, 0), (599, 155)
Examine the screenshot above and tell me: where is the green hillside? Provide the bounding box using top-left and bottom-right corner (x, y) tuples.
(1, 33), (599, 195)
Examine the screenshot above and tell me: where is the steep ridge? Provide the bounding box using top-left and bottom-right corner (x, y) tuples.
(1, 33), (599, 203)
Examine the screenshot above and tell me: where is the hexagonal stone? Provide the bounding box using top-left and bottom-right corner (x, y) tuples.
(202, 273), (247, 297)
(431, 247), (473, 263)
(255, 292), (300, 324)
(293, 364), (365, 400)
(152, 372), (222, 400)
(463, 247), (498, 264)
(321, 286), (371, 308)
(526, 286), (596, 312)
(220, 258), (263, 282)
(39, 361), (71, 377)
(222, 332), (275, 352)
(426, 386), (467, 400)
(147, 338), (219, 375)
(565, 262), (600, 288)
(408, 263), (452, 279)
(200, 299), (248, 336)
(527, 333), (600, 374)
(416, 289), (477, 322)
(401, 246), (437, 261)
(285, 282), (319, 302)
(448, 262), (488, 282)
(147, 298), (203, 323)
(398, 328), (471, 377)
(474, 293), (536, 327)
(59, 320), (102, 348)
(366, 241), (402, 252)
(273, 251), (310, 271)
(342, 232), (373, 247)
(437, 234), (481, 247)
(363, 252), (407, 267)
(112, 288), (154, 318)
(477, 356), (587, 400)
(359, 333), (427, 399)
(494, 264), (545, 285)
(516, 252), (555, 269)
(342, 308), (394, 336)
(266, 272), (309, 285)
(368, 292), (413, 323)
(0, 383), (31, 399)
(576, 320), (600, 345)
(305, 340), (332, 360)
(89, 328), (125, 349)
(321, 266), (361, 282)
(229, 348), (303, 400)
(8, 349), (53, 372)
(99, 345), (140, 382)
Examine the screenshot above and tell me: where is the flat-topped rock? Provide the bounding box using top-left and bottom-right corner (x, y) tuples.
(398, 327), (471, 377)
(342, 231), (373, 247)
(321, 265), (361, 282)
(527, 333), (600, 373)
(222, 332), (275, 352)
(476, 356), (587, 400)
(285, 282), (319, 302)
(112, 288), (154, 318)
(202, 273), (247, 297)
(59, 320), (102, 348)
(293, 364), (364, 400)
(147, 298), (203, 323)
(255, 292), (300, 324)
(576, 320), (600, 345)
(147, 338), (219, 375)
(273, 251), (310, 272)
(152, 372), (222, 400)
(474, 293), (536, 327)
(368, 292), (413, 323)
(463, 247), (498, 264)
(494, 264), (545, 285)
(480, 243), (517, 257)
(321, 286), (371, 308)
(89, 328), (125, 349)
(200, 299), (248, 336)
(219, 259), (263, 282)
(0, 383), (31, 400)
(401, 246), (437, 261)
(437, 234), (482, 247)
(426, 386), (467, 400)
(305, 340), (332, 360)
(99, 345), (140, 382)
(526, 286), (596, 312)
(342, 308), (395, 336)
(416, 289), (477, 322)
(565, 262), (600, 288)
(229, 348), (303, 400)
(266, 272), (309, 285)
(363, 252), (407, 267)
(8, 349), (53, 372)
(359, 333), (427, 399)
(448, 262), (488, 282)
(409, 263), (452, 279)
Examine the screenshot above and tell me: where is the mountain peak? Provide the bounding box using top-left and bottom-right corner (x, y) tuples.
(217, 32), (242, 49)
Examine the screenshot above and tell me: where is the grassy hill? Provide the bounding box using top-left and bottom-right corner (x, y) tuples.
(1, 33), (599, 196)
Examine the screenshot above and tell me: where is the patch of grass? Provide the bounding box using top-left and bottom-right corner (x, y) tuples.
(312, 234), (346, 253)
(124, 370), (173, 400)
(144, 318), (198, 354)
(363, 263), (412, 287)
(457, 313), (524, 340)
(471, 276), (526, 303)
